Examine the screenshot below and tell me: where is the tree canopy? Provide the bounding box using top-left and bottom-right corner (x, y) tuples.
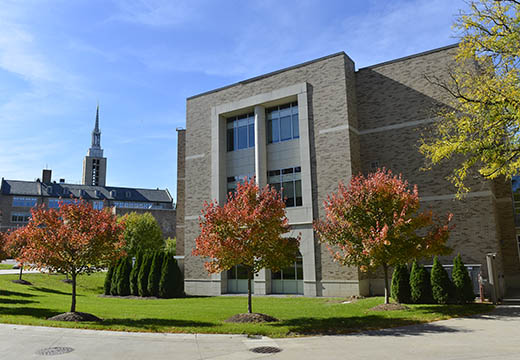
(193, 179), (300, 313)
(314, 169), (453, 304)
(119, 212), (163, 256)
(421, 0), (520, 192)
(18, 200), (125, 312)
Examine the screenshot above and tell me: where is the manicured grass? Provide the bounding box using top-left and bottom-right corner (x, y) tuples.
(0, 264), (14, 270)
(0, 273), (493, 337)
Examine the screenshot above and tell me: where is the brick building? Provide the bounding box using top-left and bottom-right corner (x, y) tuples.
(178, 44), (520, 297)
(0, 107), (176, 240)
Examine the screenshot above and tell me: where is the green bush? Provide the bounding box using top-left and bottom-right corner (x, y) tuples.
(138, 252), (153, 297)
(410, 260), (433, 304)
(129, 251), (143, 296)
(452, 254), (475, 304)
(147, 251), (164, 297)
(116, 257), (132, 296)
(391, 264), (411, 303)
(159, 254), (184, 298)
(119, 212), (163, 256)
(163, 237), (176, 256)
(104, 264), (115, 295)
(431, 257), (452, 304)
(110, 258), (123, 295)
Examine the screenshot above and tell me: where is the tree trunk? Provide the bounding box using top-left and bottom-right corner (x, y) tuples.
(247, 268), (252, 314)
(19, 264), (23, 281)
(70, 272), (77, 313)
(383, 263), (390, 304)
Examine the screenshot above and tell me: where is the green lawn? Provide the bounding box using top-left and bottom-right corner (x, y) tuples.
(0, 273), (493, 337)
(0, 264), (14, 270)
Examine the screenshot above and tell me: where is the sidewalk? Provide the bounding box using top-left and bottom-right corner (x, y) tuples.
(0, 305), (518, 359)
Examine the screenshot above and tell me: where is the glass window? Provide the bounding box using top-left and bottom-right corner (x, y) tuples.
(12, 197), (37, 207)
(267, 102), (299, 144)
(237, 125), (248, 149)
(93, 201), (104, 210)
(280, 115), (292, 141)
(11, 212), (30, 223)
(292, 114), (299, 138)
(282, 181), (295, 207)
(295, 180), (302, 207)
(48, 198), (75, 208)
(267, 166), (302, 208)
(226, 113), (255, 152)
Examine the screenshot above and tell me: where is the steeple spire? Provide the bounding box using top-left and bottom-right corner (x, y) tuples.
(87, 104), (103, 157)
(94, 103), (100, 133)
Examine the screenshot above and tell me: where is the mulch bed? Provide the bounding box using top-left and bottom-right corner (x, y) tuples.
(224, 313), (279, 323)
(369, 303), (409, 311)
(11, 279), (32, 285)
(48, 312), (102, 322)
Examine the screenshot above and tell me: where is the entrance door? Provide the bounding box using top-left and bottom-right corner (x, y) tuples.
(271, 256), (304, 294)
(227, 265), (253, 294)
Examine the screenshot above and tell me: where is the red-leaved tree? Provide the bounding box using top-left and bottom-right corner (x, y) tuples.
(193, 179), (300, 314)
(0, 231), (8, 263)
(5, 228), (29, 283)
(314, 169), (453, 304)
(19, 200), (126, 313)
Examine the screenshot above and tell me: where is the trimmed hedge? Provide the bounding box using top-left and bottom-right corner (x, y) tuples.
(138, 252), (153, 297)
(116, 256), (132, 296)
(431, 257), (452, 304)
(159, 254), (184, 298)
(110, 258), (123, 295)
(147, 251), (164, 297)
(129, 251), (143, 296)
(453, 254), (475, 304)
(410, 260), (433, 304)
(391, 264), (411, 304)
(104, 264), (115, 295)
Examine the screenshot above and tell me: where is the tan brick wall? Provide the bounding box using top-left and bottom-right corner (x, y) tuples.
(176, 129), (186, 257)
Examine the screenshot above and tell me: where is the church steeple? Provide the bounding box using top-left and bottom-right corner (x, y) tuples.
(88, 104), (103, 157)
(83, 104), (107, 186)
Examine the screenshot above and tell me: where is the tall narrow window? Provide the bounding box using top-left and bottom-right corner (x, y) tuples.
(226, 112), (255, 152)
(267, 102), (299, 144)
(267, 166), (302, 208)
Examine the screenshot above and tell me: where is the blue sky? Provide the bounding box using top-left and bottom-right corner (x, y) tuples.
(0, 0), (466, 202)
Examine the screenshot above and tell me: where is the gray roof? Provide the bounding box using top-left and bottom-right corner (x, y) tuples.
(0, 179), (172, 203)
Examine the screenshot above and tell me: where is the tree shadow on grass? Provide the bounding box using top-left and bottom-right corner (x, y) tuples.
(272, 316), (472, 337)
(101, 318), (216, 330)
(0, 306), (60, 319)
(0, 289), (36, 298)
(412, 304), (495, 318)
(29, 287), (81, 297)
(0, 298), (36, 305)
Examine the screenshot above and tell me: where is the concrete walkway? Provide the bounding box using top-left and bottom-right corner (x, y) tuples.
(0, 305), (518, 359)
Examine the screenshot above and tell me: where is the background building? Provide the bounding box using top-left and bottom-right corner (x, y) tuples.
(178, 44), (520, 297)
(0, 108), (176, 240)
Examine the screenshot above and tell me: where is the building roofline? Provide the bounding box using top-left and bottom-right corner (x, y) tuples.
(1, 178), (170, 194)
(357, 43), (459, 71)
(187, 51), (348, 100)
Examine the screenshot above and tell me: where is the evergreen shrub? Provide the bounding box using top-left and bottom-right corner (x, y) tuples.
(431, 256), (452, 304)
(391, 264), (411, 303)
(410, 260), (433, 304)
(452, 254), (475, 304)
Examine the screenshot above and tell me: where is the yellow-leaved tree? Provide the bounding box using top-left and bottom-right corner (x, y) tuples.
(421, 0), (520, 193)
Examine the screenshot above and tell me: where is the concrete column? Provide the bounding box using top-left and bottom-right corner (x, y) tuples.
(254, 105), (270, 294)
(254, 105), (267, 187)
